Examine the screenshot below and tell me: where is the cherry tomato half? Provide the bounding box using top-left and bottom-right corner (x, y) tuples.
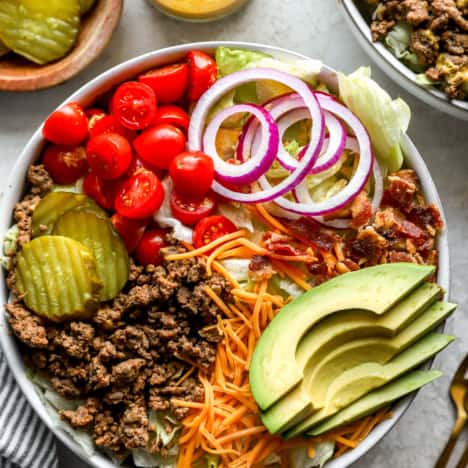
(169, 151), (214, 199)
(43, 102), (88, 145)
(135, 228), (167, 266)
(115, 170), (165, 219)
(86, 133), (132, 180)
(133, 124), (186, 170)
(138, 63), (189, 104)
(43, 144), (88, 185)
(152, 105), (190, 133)
(83, 172), (122, 210)
(186, 50), (217, 101)
(126, 156), (166, 180)
(170, 191), (216, 226)
(193, 215), (237, 248)
(111, 213), (149, 253)
(89, 114), (136, 141)
(111, 81), (157, 130)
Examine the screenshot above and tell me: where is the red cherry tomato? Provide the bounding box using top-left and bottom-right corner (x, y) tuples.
(43, 144), (88, 185)
(111, 81), (157, 130)
(89, 114), (136, 141)
(126, 156), (166, 180)
(135, 228), (167, 266)
(193, 215), (237, 248)
(152, 105), (190, 133)
(43, 102), (88, 145)
(133, 124), (186, 170)
(186, 50), (217, 101)
(115, 170), (165, 219)
(83, 172), (124, 210)
(86, 133), (132, 180)
(138, 63), (189, 104)
(170, 191), (216, 226)
(169, 151), (214, 199)
(111, 213), (149, 253)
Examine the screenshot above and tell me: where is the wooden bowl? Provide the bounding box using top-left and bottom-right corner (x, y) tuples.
(0, 0), (123, 92)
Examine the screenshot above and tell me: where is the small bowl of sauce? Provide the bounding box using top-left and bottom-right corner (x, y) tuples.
(148, 0), (250, 22)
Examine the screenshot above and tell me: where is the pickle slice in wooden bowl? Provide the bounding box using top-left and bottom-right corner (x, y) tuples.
(0, 0), (80, 65)
(53, 210), (129, 301)
(15, 235), (102, 322)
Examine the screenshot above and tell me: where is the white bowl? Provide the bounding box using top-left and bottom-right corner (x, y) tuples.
(0, 42), (450, 468)
(340, 0), (468, 121)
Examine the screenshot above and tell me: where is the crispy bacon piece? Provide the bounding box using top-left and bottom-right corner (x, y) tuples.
(350, 192), (372, 228)
(382, 170), (418, 211)
(282, 217), (339, 251)
(349, 227), (388, 265)
(407, 204), (443, 231)
(262, 232), (307, 257)
(248, 255), (275, 281)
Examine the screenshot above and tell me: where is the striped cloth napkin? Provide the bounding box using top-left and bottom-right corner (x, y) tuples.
(0, 354), (58, 468)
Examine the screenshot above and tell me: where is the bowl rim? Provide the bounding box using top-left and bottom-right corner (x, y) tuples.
(0, 41), (450, 468)
(340, 0), (468, 121)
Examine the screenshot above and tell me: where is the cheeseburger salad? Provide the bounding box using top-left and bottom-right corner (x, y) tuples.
(3, 47), (446, 468)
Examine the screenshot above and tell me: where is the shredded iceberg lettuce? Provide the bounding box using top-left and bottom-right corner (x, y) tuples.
(338, 67), (410, 173)
(149, 410), (180, 448)
(154, 177), (193, 243)
(220, 258), (251, 283)
(385, 23), (424, 72)
(215, 47), (322, 104)
(132, 447), (178, 468)
(288, 441), (335, 468)
(52, 178), (84, 194)
(217, 202), (254, 232)
(1, 224), (18, 269)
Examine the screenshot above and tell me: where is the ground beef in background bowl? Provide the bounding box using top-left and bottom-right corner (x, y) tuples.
(370, 0), (468, 99)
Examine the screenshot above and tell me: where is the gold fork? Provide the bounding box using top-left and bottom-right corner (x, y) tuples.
(435, 355), (468, 468)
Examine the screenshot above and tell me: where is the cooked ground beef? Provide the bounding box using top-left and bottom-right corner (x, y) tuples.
(5, 165), (232, 456)
(371, 0), (468, 99)
(9, 251), (231, 454)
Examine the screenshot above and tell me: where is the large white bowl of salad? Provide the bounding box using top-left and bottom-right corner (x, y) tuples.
(0, 42), (453, 468)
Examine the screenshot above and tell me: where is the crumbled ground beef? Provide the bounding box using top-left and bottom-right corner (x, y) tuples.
(5, 170), (232, 456)
(371, 0), (468, 99)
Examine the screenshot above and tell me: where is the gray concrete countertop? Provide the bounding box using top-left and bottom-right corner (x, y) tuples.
(0, 1), (466, 467)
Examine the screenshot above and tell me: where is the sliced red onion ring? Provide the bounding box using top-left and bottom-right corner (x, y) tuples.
(310, 137), (383, 229)
(276, 108), (346, 173)
(188, 68), (325, 203)
(262, 92), (374, 215)
(202, 104), (279, 185)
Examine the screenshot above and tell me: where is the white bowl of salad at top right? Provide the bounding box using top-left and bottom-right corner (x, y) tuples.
(340, 0), (468, 121)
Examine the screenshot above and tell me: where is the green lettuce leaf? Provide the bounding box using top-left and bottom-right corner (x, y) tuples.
(385, 23), (424, 72)
(338, 67), (410, 173)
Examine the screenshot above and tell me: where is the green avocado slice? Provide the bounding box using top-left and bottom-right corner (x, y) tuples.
(261, 299), (454, 434)
(286, 332), (454, 438)
(250, 263), (435, 410)
(308, 369), (443, 436)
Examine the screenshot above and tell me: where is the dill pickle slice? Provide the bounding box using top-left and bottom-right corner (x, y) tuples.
(32, 192), (106, 238)
(53, 210), (129, 301)
(16, 235), (101, 322)
(79, 0), (96, 15)
(0, 0), (80, 65)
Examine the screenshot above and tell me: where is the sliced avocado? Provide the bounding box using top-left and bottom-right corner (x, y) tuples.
(286, 332), (454, 438)
(308, 369), (442, 436)
(250, 263), (435, 410)
(261, 300), (454, 434)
